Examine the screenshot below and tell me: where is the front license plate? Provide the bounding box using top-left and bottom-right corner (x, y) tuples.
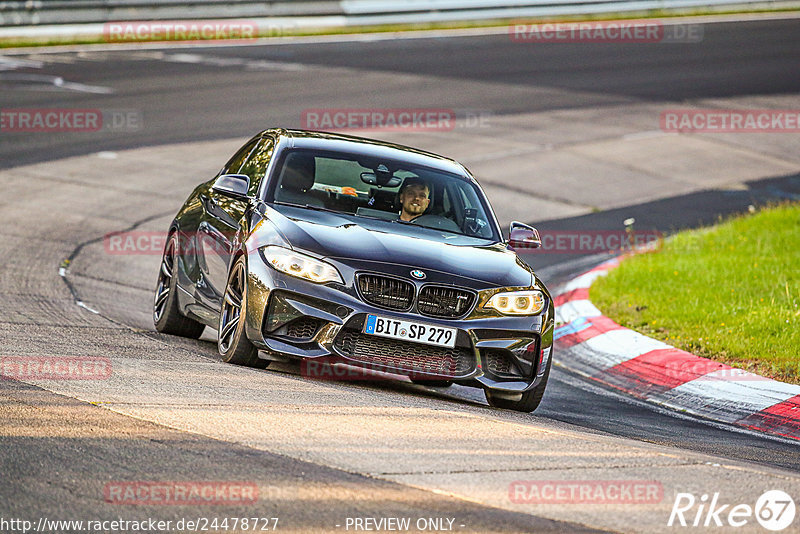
(364, 315), (456, 348)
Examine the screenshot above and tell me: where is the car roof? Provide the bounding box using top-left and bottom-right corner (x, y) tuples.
(259, 128), (470, 178)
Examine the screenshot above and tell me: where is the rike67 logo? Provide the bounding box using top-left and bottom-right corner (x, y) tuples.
(668, 490), (795, 531)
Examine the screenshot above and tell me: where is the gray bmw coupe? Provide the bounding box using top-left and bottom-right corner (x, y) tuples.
(154, 129), (553, 412)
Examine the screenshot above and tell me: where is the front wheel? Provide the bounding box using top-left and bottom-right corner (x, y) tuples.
(218, 256), (260, 367)
(484, 362), (550, 412)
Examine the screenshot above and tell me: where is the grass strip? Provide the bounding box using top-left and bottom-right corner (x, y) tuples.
(2, 6), (799, 48)
(591, 202), (800, 384)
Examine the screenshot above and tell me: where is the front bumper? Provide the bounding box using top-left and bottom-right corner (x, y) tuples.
(243, 250), (554, 393)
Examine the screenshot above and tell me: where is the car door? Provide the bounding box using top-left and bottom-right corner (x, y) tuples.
(195, 138), (259, 309)
(196, 137), (274, 311)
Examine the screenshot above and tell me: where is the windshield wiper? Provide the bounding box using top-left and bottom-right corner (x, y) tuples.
(392, 218), (475, 238)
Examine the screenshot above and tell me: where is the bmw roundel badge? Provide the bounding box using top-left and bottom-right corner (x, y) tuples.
(410, 269), (426, 280)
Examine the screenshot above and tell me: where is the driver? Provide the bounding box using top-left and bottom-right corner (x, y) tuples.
(398, 178), (430, 222)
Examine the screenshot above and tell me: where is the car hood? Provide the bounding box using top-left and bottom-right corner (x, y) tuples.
(263, 205), (534, 288)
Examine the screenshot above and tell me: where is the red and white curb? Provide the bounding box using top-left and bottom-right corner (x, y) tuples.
(554, 258), (800, 441)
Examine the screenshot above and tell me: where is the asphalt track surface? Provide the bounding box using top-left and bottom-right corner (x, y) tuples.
(2, 16), (800, 533)
(1, 17), (800, 168)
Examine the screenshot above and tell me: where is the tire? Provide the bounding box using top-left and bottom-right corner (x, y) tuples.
(154, 233), (205, 338)
(218, 255), (260, 367)
(484, 359), (551, 413)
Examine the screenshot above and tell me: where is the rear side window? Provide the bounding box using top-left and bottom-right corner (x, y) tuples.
(315, 158), (368, 192)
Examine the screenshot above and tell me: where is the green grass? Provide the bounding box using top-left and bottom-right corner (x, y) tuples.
(591, 203), (800, 384)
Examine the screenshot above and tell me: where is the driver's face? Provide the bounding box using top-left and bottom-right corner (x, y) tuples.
(399, 184), (430, 219)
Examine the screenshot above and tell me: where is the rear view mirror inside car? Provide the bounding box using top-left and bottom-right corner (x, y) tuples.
(360, 171), (401, 188)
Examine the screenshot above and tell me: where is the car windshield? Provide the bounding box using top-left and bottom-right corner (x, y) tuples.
(267, 149), (498, 240)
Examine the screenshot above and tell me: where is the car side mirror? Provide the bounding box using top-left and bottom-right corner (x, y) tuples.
(212, 174), (251, 200)
(509, 221), (541, 249)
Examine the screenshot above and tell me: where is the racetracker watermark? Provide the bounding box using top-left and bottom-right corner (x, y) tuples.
(105, 231), (170, 255)
(0, 517), (279, 532)
(509, 480), (663, 504)
(517, 230), (662, 253)
(0, 109), (142, 133)
(301, 358), (458, 382)
(302, 108), (457, 131)
(660, 109), (800, 133)
(664, 361), (771, 382)
(104, 482), (259, 506)
(103, 20), (258, 42)
(509, 20), (702, 43)
(1, 356), (111, 380)
(104, 231), (240, 256)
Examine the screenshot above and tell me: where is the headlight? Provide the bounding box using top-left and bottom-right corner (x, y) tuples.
(261, 246), (343, 284)
(484, 290), (545, 315)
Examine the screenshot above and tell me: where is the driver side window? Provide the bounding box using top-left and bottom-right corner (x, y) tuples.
(456, 187), (492, 238)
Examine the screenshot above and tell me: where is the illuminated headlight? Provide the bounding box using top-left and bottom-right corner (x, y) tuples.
(484, 290), (546, 315)
(261, 246), (343, 284)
